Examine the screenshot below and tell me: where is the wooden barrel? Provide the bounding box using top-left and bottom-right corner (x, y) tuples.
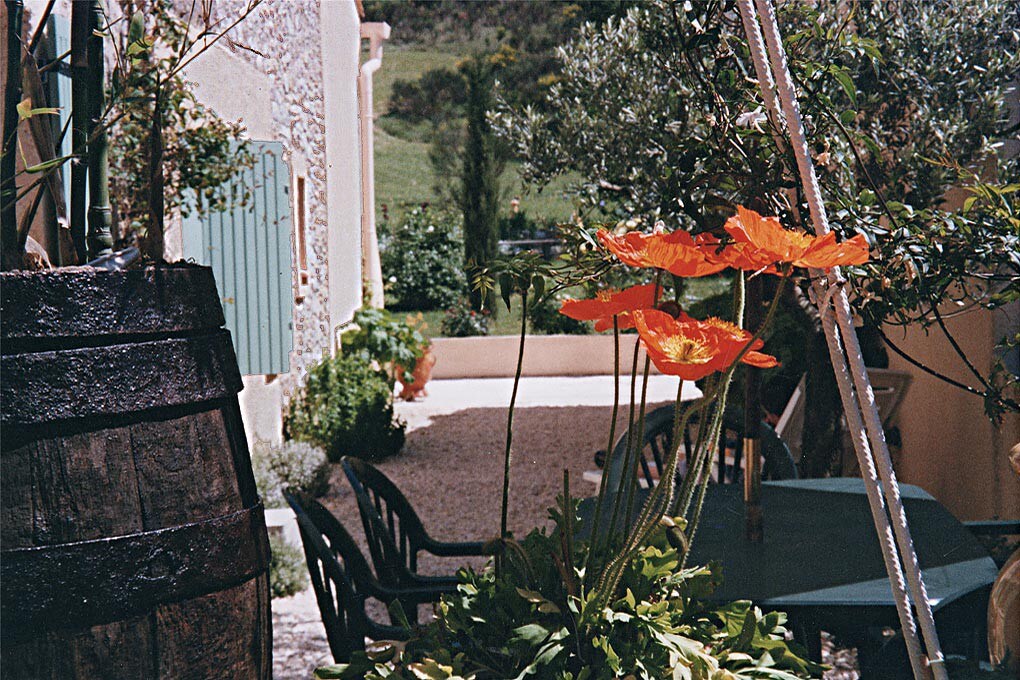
(0, 265), (271, 678)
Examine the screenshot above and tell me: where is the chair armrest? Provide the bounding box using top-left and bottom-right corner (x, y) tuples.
(368, 580), (457, 605)
(964, 520), (1020, 537)
(422, 539), (492, 558)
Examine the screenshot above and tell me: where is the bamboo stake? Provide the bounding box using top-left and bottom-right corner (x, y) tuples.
(2, 0), (24, 265)
(85, 0), (111, 258)
(69, 1), (88, 262)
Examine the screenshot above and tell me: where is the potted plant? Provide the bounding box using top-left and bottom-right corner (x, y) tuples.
(340, 307), (435, 401)
(314, 205), (870, 678)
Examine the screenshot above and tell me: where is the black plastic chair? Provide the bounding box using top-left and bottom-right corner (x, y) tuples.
(341, 457), (491, 596)
(604, 403), (798, 495)
(284, 492), (443, 663)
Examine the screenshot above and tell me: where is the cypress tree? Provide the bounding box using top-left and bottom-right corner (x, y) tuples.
(459, 56), (500, 311)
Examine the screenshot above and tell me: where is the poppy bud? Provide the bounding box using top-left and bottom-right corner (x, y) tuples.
(657, 300), (682, 318)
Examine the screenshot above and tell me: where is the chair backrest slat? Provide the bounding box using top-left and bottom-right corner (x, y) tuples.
(285, 493), (409, 663)
(342, 458), (431, 583)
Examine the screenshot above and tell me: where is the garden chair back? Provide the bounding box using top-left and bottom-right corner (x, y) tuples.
(285, 492), (426, 662)
(341, 458), (490, 595)
(604, 404), (797, 496)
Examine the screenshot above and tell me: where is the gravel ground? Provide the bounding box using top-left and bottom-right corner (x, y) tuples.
(271, 394), (858, 679)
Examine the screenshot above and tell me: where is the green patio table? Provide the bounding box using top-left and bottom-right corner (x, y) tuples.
(578, 478), (999, 663)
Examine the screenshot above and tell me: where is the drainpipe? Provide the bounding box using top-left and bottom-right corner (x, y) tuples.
(358, 21), (389, 308)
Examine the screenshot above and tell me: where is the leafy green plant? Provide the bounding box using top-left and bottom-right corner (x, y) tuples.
(285, 354), (405, 463)
(316, 514), (822, 679)
(340, 307), (430, 384)
(107, 0), (259, 259)
(268, 533), (308, 599)
(251, 440), (330, 509)
(381, 207), (468, 311)
(440, 301), (492, 337)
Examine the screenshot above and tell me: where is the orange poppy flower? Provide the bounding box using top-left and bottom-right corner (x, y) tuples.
(597, 229), (728, 278)
(633, 310), (779, 380)
(722, 206), (869, 270)
(695, 315), (780, 371)
(559, 283), (658, 332)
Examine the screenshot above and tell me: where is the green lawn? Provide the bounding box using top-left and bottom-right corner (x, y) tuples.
(372, 46), (579, 224)
(402, 277), (731, 339)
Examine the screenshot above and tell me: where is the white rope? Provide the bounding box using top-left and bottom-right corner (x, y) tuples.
(735, 3), (926, 675)
(741, 1), (948, 677)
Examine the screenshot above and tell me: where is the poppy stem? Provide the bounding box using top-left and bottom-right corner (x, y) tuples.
(584, 315), (620, 587)
(497, 288), (528, 579)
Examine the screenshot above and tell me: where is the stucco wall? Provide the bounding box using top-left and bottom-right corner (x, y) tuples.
(171, 0), (364, 442)
(886, 307), (1020, 521)
(196, 0), (364, 400)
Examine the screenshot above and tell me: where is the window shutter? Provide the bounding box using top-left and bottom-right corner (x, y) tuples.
(41, 14), (75, 217)
(183, 141), (294, 376)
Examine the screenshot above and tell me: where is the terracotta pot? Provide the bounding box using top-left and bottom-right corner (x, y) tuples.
(988, 548), (1020, 675)
(396, 345), (436, 401)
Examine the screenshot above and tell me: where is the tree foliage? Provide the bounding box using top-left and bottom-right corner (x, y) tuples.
(107, 0), (256, 253)
(493, 0), (1020, 417)
(461, 57), (501, 310)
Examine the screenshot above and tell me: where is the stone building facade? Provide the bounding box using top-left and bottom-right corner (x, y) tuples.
(19, 0), (376, 446)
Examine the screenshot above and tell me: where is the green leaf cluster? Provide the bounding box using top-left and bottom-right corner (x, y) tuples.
(381, 207), (469, 311)
(341, 307), (430, 385)
(284, 354), (405, 463)
(316, 517), (822, 679)
(107, 1), (255, 241)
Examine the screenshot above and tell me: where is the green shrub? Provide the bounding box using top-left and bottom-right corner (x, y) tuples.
(251, 440), (330, 509)
(268, 533), (307, 599)
(316, 519), (821, 678)
(529, 294), (592, 335)
(285, 354), (405, 463)
(439, 300), (491, 337)
(387, 68), (466, 122)
(381, 207), (467, 311)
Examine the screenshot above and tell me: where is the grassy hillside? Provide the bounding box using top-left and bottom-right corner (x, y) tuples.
(372, 45), (579, 224)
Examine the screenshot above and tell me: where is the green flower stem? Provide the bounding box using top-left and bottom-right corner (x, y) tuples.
(593, 379), (696, 606)
(683, 271), (789, 564)
(606, 336), (642, 538)
(609, 270), (663, 536)
(497, 289), (528, 578)
(584, 315), (621, 587)
(676, 272), (745, 517)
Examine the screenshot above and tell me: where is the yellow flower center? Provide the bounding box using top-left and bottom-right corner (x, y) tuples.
(660, 335), (713, 365)
(597, 289), (619, 302)
(703, 317), (744, 338)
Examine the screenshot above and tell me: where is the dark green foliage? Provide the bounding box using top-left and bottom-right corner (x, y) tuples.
(493, 0), (1020, 417)
(268, 533), (308, 599)
(529, 295), (591, 335)
(439, 300), (491, 337)
(380, 207), (467, 311)
(316, 517), (821, 679)
(460, 57), (501, 310)
(388, 68), (466, 123)
(108, 1), (254, 244)
(285, 354), (405, 463)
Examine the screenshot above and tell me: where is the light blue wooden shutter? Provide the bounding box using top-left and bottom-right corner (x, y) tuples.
(42, 14), (75, 217)
(183, 141), (294, 375)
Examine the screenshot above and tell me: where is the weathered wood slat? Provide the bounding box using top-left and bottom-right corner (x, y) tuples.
(2, 503), (270, 636)
(0, 331), (243, 427)
(0, 265), (225, 342)
(0, 266), (271, 678)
